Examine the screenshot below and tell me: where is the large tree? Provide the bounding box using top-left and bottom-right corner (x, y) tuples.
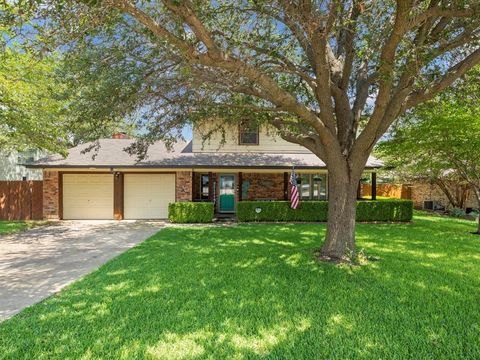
(378, 66), (480, 232)
(6, 0), (480, 261)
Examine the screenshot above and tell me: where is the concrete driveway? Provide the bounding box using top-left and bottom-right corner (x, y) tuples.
(0, 220), (163, 321)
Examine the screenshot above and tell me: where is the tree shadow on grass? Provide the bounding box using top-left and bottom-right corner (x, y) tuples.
(1, 220), (480, 359)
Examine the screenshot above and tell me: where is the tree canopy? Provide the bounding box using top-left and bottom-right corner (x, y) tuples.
(0, 46), (136, 153)
(4, 0), (480, 260)
(0, 49), (70, 154)
(378, 66), (480, 229)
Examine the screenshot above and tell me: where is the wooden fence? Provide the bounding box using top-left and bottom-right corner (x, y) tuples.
(0, 181), (43, 220)
(361, 183), (412, 200)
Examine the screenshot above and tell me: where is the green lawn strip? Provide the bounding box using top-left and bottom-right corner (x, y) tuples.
(0, 221), (47, 235)
(1, 213), (479, 359)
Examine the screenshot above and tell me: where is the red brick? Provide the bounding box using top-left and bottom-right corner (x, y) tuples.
(43, 170), (60, 219)
(176, 171), (193, 201)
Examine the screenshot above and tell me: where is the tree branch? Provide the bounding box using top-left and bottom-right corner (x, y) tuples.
(406, 48), (480, 108)
(271, 117), (326, 160)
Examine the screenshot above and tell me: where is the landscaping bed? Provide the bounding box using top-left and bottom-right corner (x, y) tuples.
(1, 212), (479, 358)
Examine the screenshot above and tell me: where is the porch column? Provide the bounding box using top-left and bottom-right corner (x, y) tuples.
(238, 172), (243, 201)
(113, 172), (124, 220)
(357, 181), (362, 200)
(191, 172), (196, 201)
(372, 172), (377, 200)
(283, 172), (288, 200)
(208, 172), (213, 201)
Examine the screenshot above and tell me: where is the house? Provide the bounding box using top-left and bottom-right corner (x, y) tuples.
(409, 180), (478, 211)
(27, 125), (383, 220)
(0, 149), (46, 181)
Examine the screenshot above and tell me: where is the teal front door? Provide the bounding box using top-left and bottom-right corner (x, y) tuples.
(219, 175), (235, 213)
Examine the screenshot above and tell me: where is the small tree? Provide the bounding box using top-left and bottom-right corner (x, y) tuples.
(5, 1), (480, 260)
(0, 49), (69, 153)
(0, 46), (130, 152)
(379, 66), (480, 232)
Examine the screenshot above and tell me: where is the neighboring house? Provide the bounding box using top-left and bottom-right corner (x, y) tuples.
(27, 125), (383, 220)
(0, 149), (47, 181)
(409, 181), (478, 211)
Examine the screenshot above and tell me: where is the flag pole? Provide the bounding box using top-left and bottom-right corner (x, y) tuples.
(290, 164), (300, 210)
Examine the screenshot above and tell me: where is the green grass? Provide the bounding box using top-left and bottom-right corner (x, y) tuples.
(1, 212), (480, 359)
(0, 221), (45, 234)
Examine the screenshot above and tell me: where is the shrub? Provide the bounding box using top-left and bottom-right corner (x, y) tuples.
(237, 200), (413, 222)
(468, 209), (480, 218)
(356, 200), (413, 222)
(168, 202), (214, 223)
(449, 207), (467, 218)
(237, 201), (328, 222)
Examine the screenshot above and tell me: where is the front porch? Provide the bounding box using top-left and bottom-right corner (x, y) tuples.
(189, 170), (378, 214)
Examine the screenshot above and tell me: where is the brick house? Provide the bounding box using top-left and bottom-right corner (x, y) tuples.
(28, 124), (383, 220)
(409, 181), (478, 210)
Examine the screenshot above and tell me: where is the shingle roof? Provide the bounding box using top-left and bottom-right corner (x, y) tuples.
(27, 139), (383, 169)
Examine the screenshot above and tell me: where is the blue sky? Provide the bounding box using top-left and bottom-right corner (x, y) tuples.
(182, 125), (193, 140)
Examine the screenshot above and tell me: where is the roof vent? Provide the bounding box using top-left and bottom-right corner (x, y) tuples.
(112, 132), (129, 139)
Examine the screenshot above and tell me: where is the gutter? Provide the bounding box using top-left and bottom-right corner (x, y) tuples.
(25, 164), (383, 170)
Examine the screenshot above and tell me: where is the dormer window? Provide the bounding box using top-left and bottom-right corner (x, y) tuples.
(239, 120), (259, 145)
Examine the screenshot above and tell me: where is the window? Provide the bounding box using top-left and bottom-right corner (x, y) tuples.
(200, 174), (210, 200)
(239, 121), (259, 145)
(298, 174), (327, 200)
(300, 174), (311, 199)
(17, 149), (35, 164)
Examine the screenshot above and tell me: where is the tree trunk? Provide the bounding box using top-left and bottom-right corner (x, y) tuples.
(435, 179), (459, 208)
(321, 168), (360, 261)
(475, 189), (480, 234)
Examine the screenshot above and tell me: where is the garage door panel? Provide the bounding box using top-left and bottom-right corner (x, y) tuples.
(63, 174), (114, 220)
(124, 174), (175, 219)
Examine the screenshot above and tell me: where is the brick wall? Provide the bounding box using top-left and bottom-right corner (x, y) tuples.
(43, 170), (60, 219)
(242, 173), (286, 200)
(176, 171), (193, 201)
(410, 181), (478, 209)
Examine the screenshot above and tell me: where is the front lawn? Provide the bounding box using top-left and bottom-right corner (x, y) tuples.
(0, 221), (44, 234)
(1, 212), (480, 359)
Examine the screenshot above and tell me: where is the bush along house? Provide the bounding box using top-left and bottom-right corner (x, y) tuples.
(27, 123), (410, 223)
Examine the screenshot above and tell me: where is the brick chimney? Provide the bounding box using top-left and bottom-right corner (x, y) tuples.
(112, 132), (129, 139)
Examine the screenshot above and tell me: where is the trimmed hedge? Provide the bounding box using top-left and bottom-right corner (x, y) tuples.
(356, 200), (413, 222)
(237, 201), (328, 222)
(237, 200), (413, 222)
(168, 202), (214, 223)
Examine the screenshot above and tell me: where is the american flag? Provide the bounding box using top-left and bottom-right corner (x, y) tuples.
(290, 168), (299, 209)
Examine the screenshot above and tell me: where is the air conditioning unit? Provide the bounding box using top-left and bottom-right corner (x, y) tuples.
(424, 200), (434, 210)
(424, 200), (443, 210)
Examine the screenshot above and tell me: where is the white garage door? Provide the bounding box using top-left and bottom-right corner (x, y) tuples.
(63, 174), (114, 220)
(124, 174), (175, 219)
